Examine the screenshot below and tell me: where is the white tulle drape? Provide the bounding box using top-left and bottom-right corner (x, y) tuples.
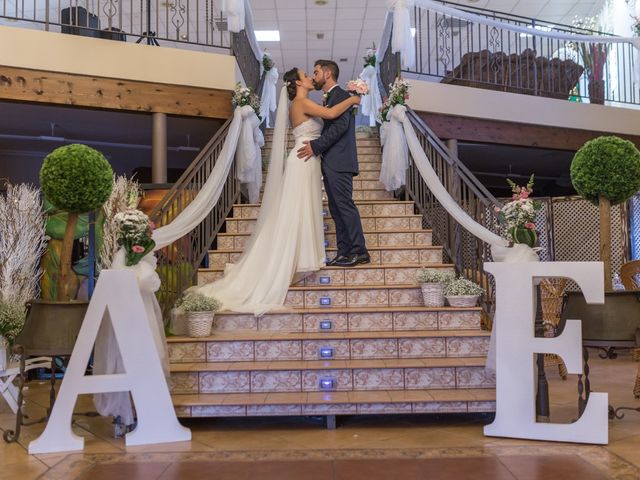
(387, 0), (416, 70)
(359, 65), (382, 127)
(379, 113), (408, 191)
(236, 110), (265, 204)
(260, 67), (279, 128)
(221, 0), (245, 33)
(152, 105), (263, 250)
(93, 249), (169, 426)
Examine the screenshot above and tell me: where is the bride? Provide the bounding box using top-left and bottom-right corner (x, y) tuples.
(193, 68), (360, 314)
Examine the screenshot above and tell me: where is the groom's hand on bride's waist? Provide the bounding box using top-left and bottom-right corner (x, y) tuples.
(297, 141), (315, 161)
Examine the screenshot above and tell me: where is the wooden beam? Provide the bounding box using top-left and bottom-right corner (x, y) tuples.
(0, 66), (233, 119)
(417, 111), (640, 151)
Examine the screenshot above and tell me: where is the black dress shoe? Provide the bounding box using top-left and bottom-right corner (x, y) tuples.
(334, 253), (371, 267)
(327, 255), (348, 266)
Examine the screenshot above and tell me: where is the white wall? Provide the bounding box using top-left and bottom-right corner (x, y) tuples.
(0, 25), (236, 90)
(408, 79), (640, 137)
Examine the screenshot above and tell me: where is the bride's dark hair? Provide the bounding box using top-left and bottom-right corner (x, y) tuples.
(283, 67), (299, 101)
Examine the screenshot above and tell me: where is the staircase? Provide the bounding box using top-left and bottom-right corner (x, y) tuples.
(167, 130), (496, 419)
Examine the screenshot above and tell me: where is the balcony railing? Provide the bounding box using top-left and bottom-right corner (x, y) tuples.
(0, 0), (230, 50)
(406, 1), (638, 105)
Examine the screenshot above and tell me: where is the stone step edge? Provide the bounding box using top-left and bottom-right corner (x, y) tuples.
(199, 263), (454, 273)
(218, 229), (430, 238)
(211, 245), (441, 254)
(235, 200), (415, 208)
(171, 388), (495, 407)
(212, 304), (478, 315)
(170, 356), (489, 373)
(225, 213), (423, 221)
(166, 329), (490, 343)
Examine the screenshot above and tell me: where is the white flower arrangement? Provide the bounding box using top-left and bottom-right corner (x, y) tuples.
(415, 268), (454, 284)
(176, 293), (222, 313)
(378, 77), (410, 122)
(233, 82), (261, 118)
(443, 277), (485, 297)
(113, 209), (155, 266)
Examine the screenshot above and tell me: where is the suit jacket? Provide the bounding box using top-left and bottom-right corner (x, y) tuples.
(309, 86), (358, 174)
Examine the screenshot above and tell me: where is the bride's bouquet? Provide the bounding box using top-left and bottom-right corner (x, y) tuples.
(346, 79), (369, 96)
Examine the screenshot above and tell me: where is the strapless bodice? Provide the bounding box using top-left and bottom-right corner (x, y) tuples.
(292, 117), (323, 141)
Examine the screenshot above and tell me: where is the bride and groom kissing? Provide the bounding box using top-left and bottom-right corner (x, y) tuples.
(195, 59), (370, 314)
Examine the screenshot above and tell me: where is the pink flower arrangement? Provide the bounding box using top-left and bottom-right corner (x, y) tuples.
(131, 245), (145, 253)
(346, 79), (369, 96)
(495, 174), (543, 248)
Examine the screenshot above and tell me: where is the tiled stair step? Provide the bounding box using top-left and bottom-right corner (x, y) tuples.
(169, 358), (494, 394)
(278, 139), (381, 148)
(209, 245), (442, 269)
(224, 214), (424, 234)
(263, 146), (381, 156)
(259, 178), (388, 191)
(172, 388), (495, 417)
(217, 230), (432, 250)
(233, 201), (415, 219)
(198, 263), (453, 288)
(198, 304), (477, 332)
(166, 329), (490, 364)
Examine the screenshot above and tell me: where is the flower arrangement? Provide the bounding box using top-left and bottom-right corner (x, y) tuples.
(113, 209), (156, 266)
(176, 293), (221, 312)
(443, 277), (485, 297)
(262, 53), (274, 72)
(363, 48), (376, 68)
(346, 79), (369, 96)
(233, 82), (261, 118)
(633, 16), (640, 36)
(415, 268), (454, 284)
(378, 77), (410, 122)
(495, 174), (543, 248)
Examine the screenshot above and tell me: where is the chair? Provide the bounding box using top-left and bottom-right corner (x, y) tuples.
(620, 260), (640, 291)
(0, 356), (51, 414)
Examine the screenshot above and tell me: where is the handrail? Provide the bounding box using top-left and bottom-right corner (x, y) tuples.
(148, 117), (240, 317)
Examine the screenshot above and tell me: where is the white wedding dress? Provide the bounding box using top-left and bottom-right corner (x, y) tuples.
(193, 108), (325, 315)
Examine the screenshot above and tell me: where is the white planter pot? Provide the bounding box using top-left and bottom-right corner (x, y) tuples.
(445, 295), (480, 307)
(186, 311), (214, 337)
(420, 283), (445, 307)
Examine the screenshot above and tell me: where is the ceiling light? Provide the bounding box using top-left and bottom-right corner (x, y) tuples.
(411, 27), (416, 38)
(255, 30), (280, 41)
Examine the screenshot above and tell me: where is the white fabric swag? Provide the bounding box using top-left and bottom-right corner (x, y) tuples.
(152, 105), (263, 250)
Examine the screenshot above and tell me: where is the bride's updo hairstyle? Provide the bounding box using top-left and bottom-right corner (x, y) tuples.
(283, 67), (299, 101)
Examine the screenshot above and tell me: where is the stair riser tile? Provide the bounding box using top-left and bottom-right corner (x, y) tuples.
(354, 190), (394, 201)
(302, 339), (350, 360)
(413, 402), (468, 413)
(254, 340), (303, 361)
(213, 315), (258, 331)
(353, 368), (405, 390)
(199, 372), (251, 393)
(345, 289), (389, 308)
(302, 313), (349, 332)
(399, 338), (447, 358)
(198, 271), (224, 285)
(207, 341), (254, 362)
(303, 404), (358, 415)
(446, 337), (490, 357)
(263, 147), (380, 155)
(354, 171), (381, 180)
(302, 369), (353, 391)
(353, 180), (387, 190)
(404, 368), (456, 389)
(233, 203), (414, 219)
(348, 312), (393, 331)
(389, 288), (423, 307)
(456, 367), (496, 388)
(168, 342), (206, 363)
(394, 312), (439, 331)
(258, 314), (304, 332)
(302, 289), (347, 308)
(351, 338), (398, 358)
(358, 403), (413, 414)
(247, 405), (303, 416)
(225, 216), (422, 234)
(360, 162), (382, 171)
(191, 405), (246, 417)
(169, 372), (199, 394)
(438, 311), (481, 330)
(250, 371), (301, 392)
(469, 401), (497, 412)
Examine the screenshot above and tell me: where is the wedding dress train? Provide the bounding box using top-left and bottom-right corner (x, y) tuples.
(194, 112), (325, 315)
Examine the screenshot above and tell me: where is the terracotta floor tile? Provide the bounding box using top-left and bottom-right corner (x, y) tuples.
(498, 455), (609, 480)
(76, 462), (172, 480)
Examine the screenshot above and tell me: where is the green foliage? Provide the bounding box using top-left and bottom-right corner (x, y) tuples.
(571, 136), (640, 205)
(443, 277), (485, 296)
(415, 268), (454, 284)
(176, 293), (222, 313)
(0, 301), (26, 344)
(40, 144), (114, 213)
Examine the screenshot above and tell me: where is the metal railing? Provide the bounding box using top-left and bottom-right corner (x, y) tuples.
(148, 117), (240, 317)
(0, 0), (230, 50)
(407, 1), (638, 105)
(231, 28), (262, 93)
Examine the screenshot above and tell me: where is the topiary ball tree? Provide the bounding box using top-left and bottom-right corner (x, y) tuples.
(571, 136), (640, 290)
(40, 144), (113, 300)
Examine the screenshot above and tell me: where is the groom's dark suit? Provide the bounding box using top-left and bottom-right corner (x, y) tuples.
(309, 86), (367, 257)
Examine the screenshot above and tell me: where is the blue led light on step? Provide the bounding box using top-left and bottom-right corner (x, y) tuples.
(322, 209), (329, 217)
(319, 320), (333, 330)
(319, 347), (334, 358)
(320, 378), (336, 390)
(324, 240), (329, 248)
(320, 297), (331, 306)
(319, 276), (331, 285)
(323, 224), (329, 232)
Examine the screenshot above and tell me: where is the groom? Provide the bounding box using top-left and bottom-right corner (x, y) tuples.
(297, 59), (369, 267)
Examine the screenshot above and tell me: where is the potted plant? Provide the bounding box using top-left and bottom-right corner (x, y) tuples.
(176, 293), (222, 338)
(571, 136), (640, 290)
(443, 277), (485, 307)
(415, 268), (454, 307)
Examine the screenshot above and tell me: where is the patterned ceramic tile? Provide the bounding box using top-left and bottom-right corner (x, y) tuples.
(372, 204), (407, 216)
(388, 287), (423, 306)
(364, 233), (379, 247)
(254, 340), (302, 361)
(303, 313), (349, 332)
(191, 405), (247, 417)
(404, 367), (456, 389)
(410, 217), (423, 229)
(353, 191), (364, 201)
(356, 204), (374, 215)
(446, 337), (490, 357)
(414, 232), (433, 246)
(206, 341), (254, 362)
(284, 290), (305, 308)
(229, 252), (241, 263)
(355, 170), (379, 180)
(393, 311), (438, 331)
(216, 236), (234, 249)
(363, 190), (394, 200)
(405, 204), (415, 215)
(304, 270), (345, 287)
(213, 315), (257, 331)
(199, 371), (251, 393)
(344, 268), (385, 286)
(357, 402), (412, 414)
(346, 288), (389, 307)
(360, 161), (381, 171)
(304, 289), (347, 308)
(353, 368), (404, 390)
(420, 249), (443, 264)
(381, 250), (419, 265)
(234, 236), (249, 250)
(225, 221), (238, 233)
(246, 404), (302, 416)
(302, 369), (353, 391)
(303, 403), (357, 415)
(258, 314), (303, 331)
(302, 339), (350, 360)
(456, 367), (496, 388)
(384, 267), (420, 285)
(360, 217), (376, 231)
(376, 217), (412, 231)
(368, 251), (382, 264)
(438, 311), (481, 330)
(351, 338), (398, 359)
(209, 252), (230, 268)
(378, 232), (415, 247)
(168, 372), (199, 394)
(468, 401), (496, 412)
(412, 401), (468, 413)
(174, 406), (191, 417)
(168, 342), (206, 363)
(236, 220), (254, 234)
(250, 370), (302, 392)
(348, 312), (393, 331)
(398, 338), (447, 358)
(197, 271), (223, 285)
